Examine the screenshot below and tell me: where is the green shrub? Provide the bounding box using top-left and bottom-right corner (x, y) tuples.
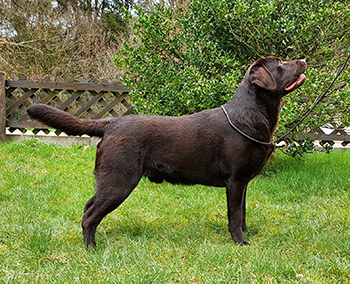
(115, 1), (350, 138)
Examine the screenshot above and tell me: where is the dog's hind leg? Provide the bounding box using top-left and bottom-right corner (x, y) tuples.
(82, 168), (141, 248)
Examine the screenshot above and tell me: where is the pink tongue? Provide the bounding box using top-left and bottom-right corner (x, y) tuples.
(285, 75), (305, 91)
(285, 81), (297, 91)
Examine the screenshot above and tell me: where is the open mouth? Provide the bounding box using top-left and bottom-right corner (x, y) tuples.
(285, 74), (306, 91)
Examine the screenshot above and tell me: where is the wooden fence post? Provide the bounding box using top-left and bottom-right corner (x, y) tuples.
(0, 72), (6, 142)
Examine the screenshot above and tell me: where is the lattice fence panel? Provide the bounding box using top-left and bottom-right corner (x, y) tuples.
(5, 77), (132, 136)
(298, 124), (350, 149)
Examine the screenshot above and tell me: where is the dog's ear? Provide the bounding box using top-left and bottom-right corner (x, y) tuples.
(248, 61), (278, 91)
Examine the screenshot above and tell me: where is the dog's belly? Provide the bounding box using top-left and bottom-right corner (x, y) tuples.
(142, 147), (269, 188)
(145, 166), (227, 187)
(147, 174), (226, 187)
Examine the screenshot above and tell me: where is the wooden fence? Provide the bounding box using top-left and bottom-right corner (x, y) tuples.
(0, 71), (350, 148)
(298, 126), (350, 149)
(0, 71), (132, 145)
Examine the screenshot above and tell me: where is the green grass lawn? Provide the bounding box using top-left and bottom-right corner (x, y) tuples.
(0, 139), (349, 283)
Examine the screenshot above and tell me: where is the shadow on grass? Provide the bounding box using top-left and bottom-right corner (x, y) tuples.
(91, 211), (261, 250)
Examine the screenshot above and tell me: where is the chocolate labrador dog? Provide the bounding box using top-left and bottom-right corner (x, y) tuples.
(27, 57), (306, 247)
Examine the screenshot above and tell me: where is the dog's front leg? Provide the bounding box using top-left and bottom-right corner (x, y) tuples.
(225, 179), (250, 245)
(241, 184), (248, 232)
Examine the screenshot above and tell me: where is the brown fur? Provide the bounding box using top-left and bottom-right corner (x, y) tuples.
(27, 57), (306, 247)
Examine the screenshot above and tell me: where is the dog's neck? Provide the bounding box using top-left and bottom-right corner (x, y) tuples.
(224, 77), (282, 141)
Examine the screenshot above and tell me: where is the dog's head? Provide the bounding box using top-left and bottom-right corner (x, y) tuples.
(248, 57), (306, 96)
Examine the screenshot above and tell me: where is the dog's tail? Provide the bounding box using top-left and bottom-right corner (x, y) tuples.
(27, 104), (109, 137)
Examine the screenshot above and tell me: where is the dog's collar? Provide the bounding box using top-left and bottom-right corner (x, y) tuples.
(221, 105), (273, 146)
